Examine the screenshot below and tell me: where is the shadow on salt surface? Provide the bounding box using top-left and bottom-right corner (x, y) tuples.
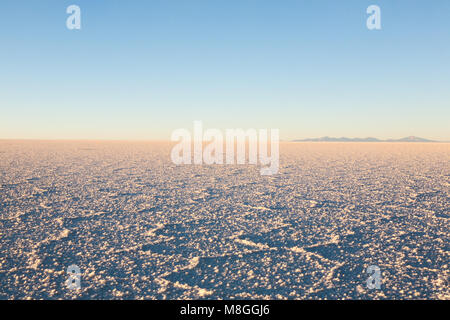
(152, 219), (378, 298)
(0, 230), (85, 299)
(34, 231), (81, 269)
(163, 249), (332, 299)
(435, 212), (449, 218)
(140, 220), (222, 257)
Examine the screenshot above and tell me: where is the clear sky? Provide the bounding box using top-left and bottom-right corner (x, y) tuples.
(0, 0), (449, 140)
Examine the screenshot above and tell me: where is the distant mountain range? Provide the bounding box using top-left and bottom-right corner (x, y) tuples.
(292, 136), (437, 142)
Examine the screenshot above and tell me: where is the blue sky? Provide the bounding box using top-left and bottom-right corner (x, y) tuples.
(0, 0), (449, 140)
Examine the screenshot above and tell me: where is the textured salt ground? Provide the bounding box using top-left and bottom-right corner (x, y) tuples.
(0, 141), (448, 299)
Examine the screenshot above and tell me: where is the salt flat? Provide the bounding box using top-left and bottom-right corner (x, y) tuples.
(0, 141), (448, 299)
